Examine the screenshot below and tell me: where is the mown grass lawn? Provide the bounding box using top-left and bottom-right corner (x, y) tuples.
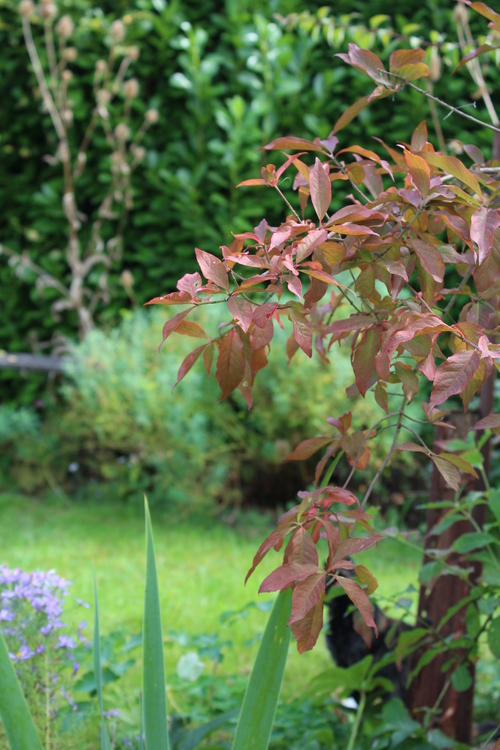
(0, 492), (421, 707)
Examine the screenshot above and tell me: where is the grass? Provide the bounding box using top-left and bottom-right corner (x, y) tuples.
(0, 492), (422, 716)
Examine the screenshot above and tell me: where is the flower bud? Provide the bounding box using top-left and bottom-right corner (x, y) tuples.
(61, 69), (72, 82)
(133, 146), (146, 161)
(19, 0), (35, 17)
(110, 19), (125, 42)
(114, 123), (130, 142)
(128, 45), (140, 61)
(40, 1), (57, 19)
(63, 47), (77, 61)
(55, 14), (74, 37)
(429, 47), (441, 83)
(120, 269), (134, 288)
(95, 59), (107, 73)
(145, 108), (159, 124)
(96, 89), (111, 105)
(123, 78), (139, 98)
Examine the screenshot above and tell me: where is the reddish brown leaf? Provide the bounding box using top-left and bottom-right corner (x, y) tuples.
(283, 436), (334, 462)
(295, 229), (328, 264)
(174, 320), (208, 339)
(453, 44), (497, 73)
(431, 456), (461, 493)
(289, 571), (326, 624)
(353, 328), (381, 397)
(469, 2), (500, 29)
(195, 248), (229, 290)
(410, 239), (445, 282)
(411, 121), (428, 151)
(288, 527), (319, 567)
(173, 344), (207, 390)
(237, 178), (267, 187)
(332, 535), (382, 564)
(470, 208), (500, 265)
(421, 153), (482, 198)
(145, 291), (193, 306)
(355, 565), (379, 595)
(394, 364), (420, 402)
(203, 343), (214, 375)
(404, 150), (431, 198)
(227, 296), (253, 333)
(335, 576), (378, 635)
(390, 48), (426, 70)
(159, 307), (196, 352)
(250, 318), (274, 349)
(327, 412), (352, 435)
(309, 158), (332, 222)
(291, 600), (324, 653)
(259, 562), (319, 593)
(337, 44), (386, 81)
(260, 136), (326, 153)
(289, 306), (313, 357)
(325, 315), (375, 337)
(253, 303), (278, 328)
(474, 229), (500, 293)
(470, 413), (500, 431)
(374, 382), (389, 414)
(333, 94), (371, 135)
(215, 328), (245, 399)
(438, 453), (478, 479)
(429, 350), (481, 409)
(396, 441), (429, 454)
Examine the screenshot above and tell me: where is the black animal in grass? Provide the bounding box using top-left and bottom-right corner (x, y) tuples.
(324, 573), (411, 700)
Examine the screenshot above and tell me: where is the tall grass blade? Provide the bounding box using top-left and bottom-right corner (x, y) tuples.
(143, 496), (169, 749)
(139, 692), (144, 750)
(0, 631), (44, 750)
(231, 589), (292, 750)
(93, 575), (111, 750)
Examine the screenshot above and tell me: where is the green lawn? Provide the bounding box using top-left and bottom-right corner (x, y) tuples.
(0, 493), (421, 705)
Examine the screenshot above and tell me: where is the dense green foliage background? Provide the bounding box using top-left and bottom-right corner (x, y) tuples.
(1, 0), (495, 405)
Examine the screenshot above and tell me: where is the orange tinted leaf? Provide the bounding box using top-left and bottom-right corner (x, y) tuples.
(260, 136), (325, 153)
(289, 572), (326, 624)
(411, 121), (428, 151)
(453, 43), (498, 73)
(431, 456), (461, 492)
(469, 2), (500, 29)
(203, 342), (214, 375)
(429, 350), (481, 409)
(404, 150), (431, 198)
(145, 291), (193, 306)
(236, 178), (267, 187)
(174, 320), (208, 339)
(227, 295), (253, 333)
(334, 576), (378, 635)
(395, 62), (429, 81)
(438, 453), (478, 479)
(309, 158), (331, 222)
(470, 413), (500, 431)
(355, 565), (379, 595)
(390, 48), (426, 70)
(421, 153), (482, 198)
(394, 364), (420, 402)
(159, 307), (196, 352)
(326, 315), (375, 336)
(289, 306), (313, 357)
(470, 208), (500, 265)
(333, 95), (371, 134)
(283, 436), (334, 462)
(173, 344), (207, 390)
(259, 562), (319, 594)
(195, 248), (229, 290)
(290, 600), (324, 653)
(288, 527), (319, 566)
(353, 328), (381, 397)
(410, 239), (445, 282)
(295, 228), (328, 264)
(215, 328), (245, 399)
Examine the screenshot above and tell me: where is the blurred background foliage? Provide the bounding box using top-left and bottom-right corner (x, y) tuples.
(1, 0), (498, 512)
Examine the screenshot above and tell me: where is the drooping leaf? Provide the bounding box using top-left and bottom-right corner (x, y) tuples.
(260, 136), (325, 153)
(288, 306), (313, 357)
(227, 296), (253, 333)
(374, 382), (389, 414)
(431, 456), (461, 493)
(173, 345), (207, 390)
(245, 524), (296, 584)
(390, 49), (426, 70)
(454, 43), (498, 73)
(231, 590), (291, 750)
(335, 576), (378, 635)
(355, 565), (379, 595)
(309, 158), (332, 222)
(471, 413), (500, 431)
(287, 527), (319, 567)
(437, 453), (478, 478)
(158, 307), (196, 352)
(332, 535), (382, 563)
(469, 2), (500, 30)
(145, 291), (193, 306)
(470, 207), (500, 265)
(260, 563), (319, 594)
(404, 150), (430, 198)
(295, 229), (328, 264)
(421, 153), (482, 198)
(353, 328), (381, 397)
(290, 601), (324, 654)
(195, 248), (229, 290)
(0, 632), (44, 750)
(325, 315), (375, 336)
(289, 572), (326, 624)
(409, 239), (445, 282)
(429, 350), (480, 409)
(394, 364), (420, 402)
(174, 320), (208, 339)
(216, 329), (245, 399)
(203, 343), (214, 375)
(283, 436), (334, 462)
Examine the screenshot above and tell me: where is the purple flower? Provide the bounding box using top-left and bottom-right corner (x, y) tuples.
(0, 608), (15, 622)
(57, 635), (76, 650)
(72, 661), (80, 675)
(104, 708), (121, 718)
(18, 645), (35, 660)
(76, 598), (90, 609)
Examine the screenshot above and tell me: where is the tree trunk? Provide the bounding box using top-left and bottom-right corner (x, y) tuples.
(406, 374), (494, 744)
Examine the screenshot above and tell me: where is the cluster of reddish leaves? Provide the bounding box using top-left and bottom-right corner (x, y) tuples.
(147, 21), (500, 651)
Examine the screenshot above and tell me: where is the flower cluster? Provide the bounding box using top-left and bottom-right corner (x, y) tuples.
(0, 565), (84, 663)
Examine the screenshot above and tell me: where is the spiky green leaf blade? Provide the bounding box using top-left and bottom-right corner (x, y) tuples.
(93, 576), (112, 750)
(232, 589), (292, 750)
(143, 497), (169, 750)
(0, 632), (44, 750)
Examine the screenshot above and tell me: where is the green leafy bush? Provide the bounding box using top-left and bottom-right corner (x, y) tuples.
(0, 306), (413, 508)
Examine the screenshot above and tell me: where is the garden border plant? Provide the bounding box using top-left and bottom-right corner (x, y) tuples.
(145, 1), (500, 743)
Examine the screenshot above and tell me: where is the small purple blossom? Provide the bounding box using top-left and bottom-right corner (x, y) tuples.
(104, 708), (121, 718)
(76, 598), (90, 609)
(57, 635), (76, 650)
(72, 661), (80, 675)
